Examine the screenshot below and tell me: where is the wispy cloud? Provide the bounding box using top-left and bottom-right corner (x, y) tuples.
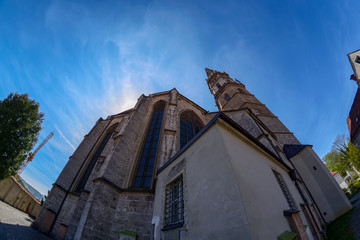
(55, 126), (76, 151)
(3, 0), (360, 194)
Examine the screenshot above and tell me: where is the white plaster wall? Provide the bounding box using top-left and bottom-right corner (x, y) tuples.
(153, 124), (252, 240)
(290, 147), (352, 222)
(217, 120), (313, 240)
(334, 173), (348, 190)
(348, 50), (360, 80)
(153, 120), (315, 240)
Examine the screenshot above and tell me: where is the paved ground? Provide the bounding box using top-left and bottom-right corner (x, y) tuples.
(1, 193), (360, 240)
(0, 200), (52, 240)
(350, 191), (360, 240)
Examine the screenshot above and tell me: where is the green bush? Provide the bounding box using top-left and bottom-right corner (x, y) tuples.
(353, 180), (360, 188)
(349, 180), (360, 195)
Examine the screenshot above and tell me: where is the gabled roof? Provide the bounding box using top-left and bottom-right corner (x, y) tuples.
(149, 88), (208, 114)
(157, 113), (291, 174)
(283, 144), (312, 159)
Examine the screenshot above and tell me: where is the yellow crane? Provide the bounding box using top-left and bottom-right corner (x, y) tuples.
(17, 131), (55, 175)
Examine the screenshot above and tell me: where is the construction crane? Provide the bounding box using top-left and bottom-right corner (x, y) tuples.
(17, 131), (55, 175)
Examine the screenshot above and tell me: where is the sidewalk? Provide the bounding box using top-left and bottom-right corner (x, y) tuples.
(350, 191), (360, 239)
(0, 200), (52, 240)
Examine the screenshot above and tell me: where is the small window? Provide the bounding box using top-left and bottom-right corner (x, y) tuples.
(356, 56), (360, 64)
(216, 83), (221, 89)
(273, 170), (297, 210)
(164, 176), (184, 229)
(225, 93), (231, 101)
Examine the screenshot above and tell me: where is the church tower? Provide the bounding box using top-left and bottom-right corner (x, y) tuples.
(206, 68), (273, 115)
(205, 68), (299, 147)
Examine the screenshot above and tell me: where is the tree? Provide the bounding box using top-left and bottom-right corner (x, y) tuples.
(323, 150), (350, 177)
(348, 141), (360, 171)
(0, 93), (44, 180)
(323, 134), (360, 177)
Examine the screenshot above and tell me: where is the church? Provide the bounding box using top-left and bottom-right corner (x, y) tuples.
(33, 69), (351, 240)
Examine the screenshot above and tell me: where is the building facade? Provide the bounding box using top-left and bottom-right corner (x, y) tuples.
(0, 176), (42, 218)
(347, 49), (360, 150)
(33, 69), (351, 240)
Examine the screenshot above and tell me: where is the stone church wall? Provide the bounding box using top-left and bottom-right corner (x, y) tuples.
(74, 179), (154, 240)
(34, 68), (348, 239)
(55, 119), (111, 191)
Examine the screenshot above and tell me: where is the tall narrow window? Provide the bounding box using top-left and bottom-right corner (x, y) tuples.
(133, 101), (165, 188)
(180, 111), (204, 149)
(225, 93), (231, 101)
(74, 124), (118, 193)
(273, 170), (297, 210)
(164, 175), (184, 229)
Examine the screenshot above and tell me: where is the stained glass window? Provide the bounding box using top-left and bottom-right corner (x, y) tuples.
(133, 101), (165, 188)
(180, 111), (203, 149)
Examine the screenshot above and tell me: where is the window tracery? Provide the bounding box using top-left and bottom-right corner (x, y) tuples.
(133, 101), (165, 188)
(180, 111), (204, 149)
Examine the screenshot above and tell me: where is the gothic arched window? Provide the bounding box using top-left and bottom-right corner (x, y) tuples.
(133, 101), (165, 188)
(74, 123), (118, 193)
(225, 93), (231, 101)
(180, 111), (204, 149)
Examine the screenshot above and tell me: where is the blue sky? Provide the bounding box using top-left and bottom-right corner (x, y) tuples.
(0, 0), (359, 195)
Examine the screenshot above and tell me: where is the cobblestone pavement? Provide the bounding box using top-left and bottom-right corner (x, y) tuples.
(0, 200), (52, 240)
(350, 192), (360, 240)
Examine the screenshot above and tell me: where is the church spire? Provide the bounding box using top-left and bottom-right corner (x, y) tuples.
(205, 68), (216, 79)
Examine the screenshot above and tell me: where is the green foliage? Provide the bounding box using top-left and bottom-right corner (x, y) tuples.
(348, 141), (360, 171)
(323, 150), (349, 177)
(349, 181), (360, 195)
(0, 93), (44, 180)
(323, 134), (360, 177)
